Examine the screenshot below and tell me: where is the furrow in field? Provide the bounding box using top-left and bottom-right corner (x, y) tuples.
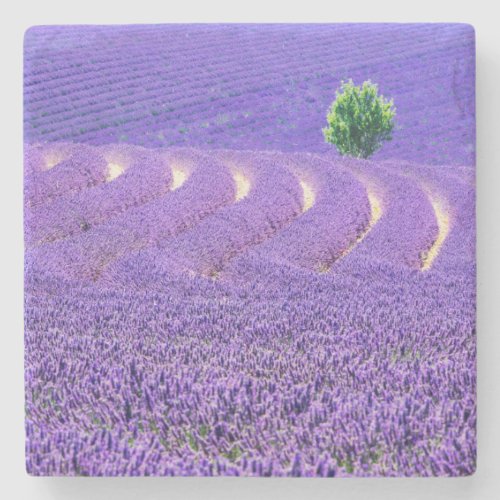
(420, 188), (450, 271)
(232, 170), (251, 202)
(105, 163), (124, 182)
(299, 178), (315, 213)
(171, 165), (189, 190)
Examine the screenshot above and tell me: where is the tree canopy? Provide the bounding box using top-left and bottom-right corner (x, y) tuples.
(323, 80), (396, 159)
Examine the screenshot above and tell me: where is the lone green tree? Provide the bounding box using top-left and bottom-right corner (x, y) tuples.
(323, 80), (396, 159)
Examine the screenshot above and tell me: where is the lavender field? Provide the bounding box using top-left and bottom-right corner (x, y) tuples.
(24, 24), (476, 476)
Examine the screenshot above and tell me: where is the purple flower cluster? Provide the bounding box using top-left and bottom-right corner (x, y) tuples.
(25, 143), (475, 476)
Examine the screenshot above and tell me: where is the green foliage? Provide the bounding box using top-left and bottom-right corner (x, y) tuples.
(323, 80), (396, 159)
(223, 444), (243, 462)
(186, 431), (199, 452)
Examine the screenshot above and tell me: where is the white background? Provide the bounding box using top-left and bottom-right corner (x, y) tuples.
(1, 0), (499, 498)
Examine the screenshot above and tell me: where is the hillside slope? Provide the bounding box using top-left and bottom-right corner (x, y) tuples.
(24, 24), (475, 165)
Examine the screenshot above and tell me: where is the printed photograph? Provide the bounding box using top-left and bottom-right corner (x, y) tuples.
(24, 24), (476, 476)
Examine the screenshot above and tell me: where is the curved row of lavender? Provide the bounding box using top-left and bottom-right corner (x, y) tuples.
(24, 24), (475, 166)
(25, 142), (475, 476)
(27, 147), (241, 282)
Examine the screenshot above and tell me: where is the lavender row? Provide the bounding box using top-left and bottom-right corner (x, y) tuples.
(24, 141), (475, 476)
(103, 150), (303, 286)
(26, 144), (173, 245)
(27, 149), (235, 282)
(246, 153), (370, 272)
(395, 162), (475, 275)
(24, 143), (107, 208)
(331, 159), (439, 274)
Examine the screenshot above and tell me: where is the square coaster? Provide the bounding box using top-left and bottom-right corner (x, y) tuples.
(24, 23), (476, 477)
